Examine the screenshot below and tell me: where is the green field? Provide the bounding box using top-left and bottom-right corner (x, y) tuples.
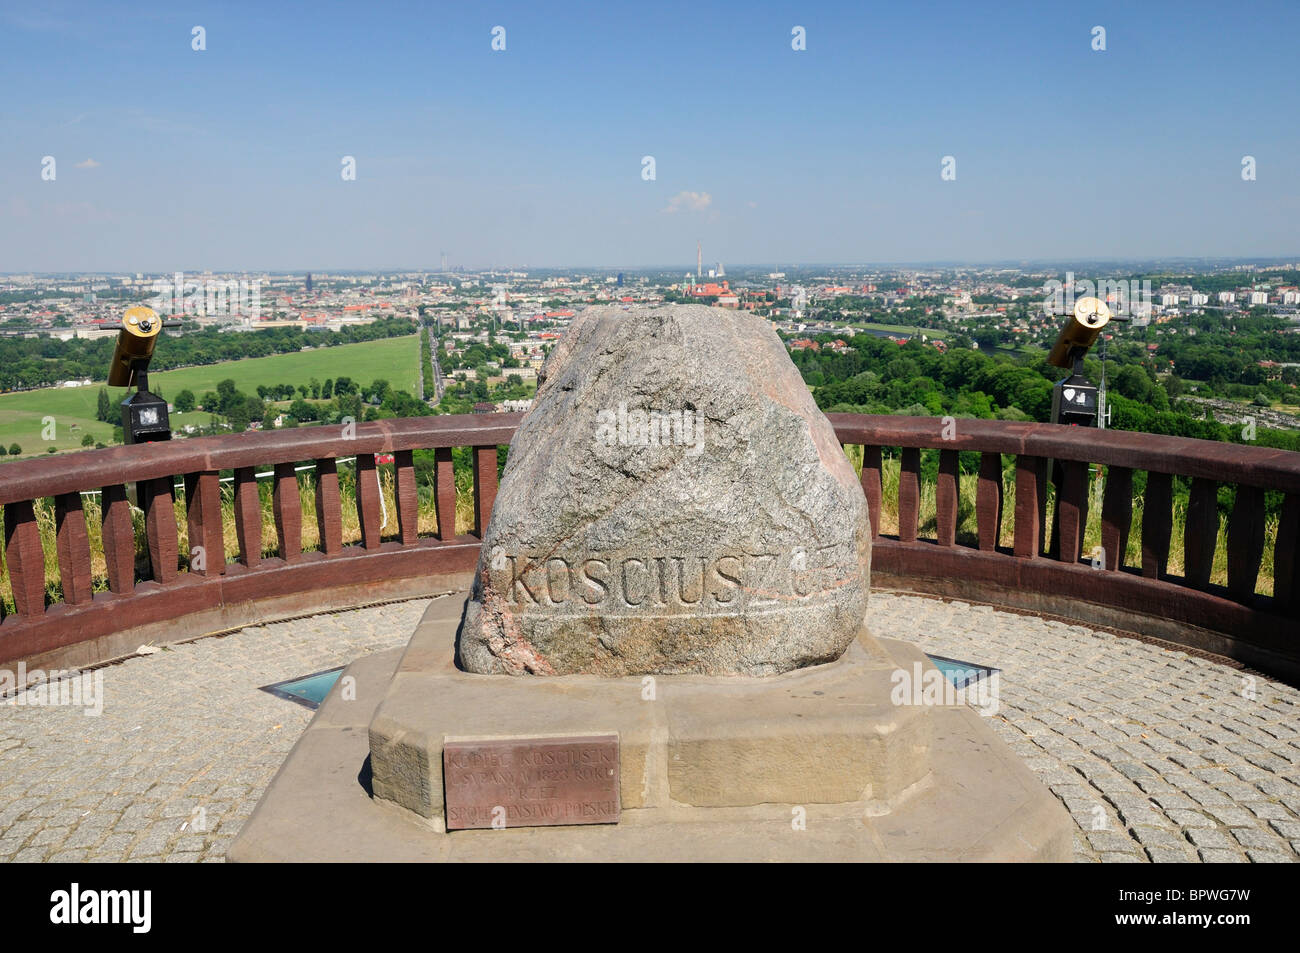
(846, 322), (950, 339)
(0, 334), (420, 458)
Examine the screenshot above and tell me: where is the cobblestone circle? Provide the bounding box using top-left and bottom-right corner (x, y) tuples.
(1, 590), (1297, 863)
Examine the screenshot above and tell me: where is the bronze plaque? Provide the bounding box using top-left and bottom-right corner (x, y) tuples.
(443, 734), (620, 830)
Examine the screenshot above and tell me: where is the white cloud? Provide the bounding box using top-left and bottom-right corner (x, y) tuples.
(74, 158), (101, 169)
(662, 190), (712, 214)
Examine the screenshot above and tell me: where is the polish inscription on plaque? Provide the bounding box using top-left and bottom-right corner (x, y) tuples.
(443, 734), (620, 830)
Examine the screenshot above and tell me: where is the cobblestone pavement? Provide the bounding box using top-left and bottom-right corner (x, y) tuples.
(878, 592), (1300, 863)
(0, 598), (427, 863)
(1, 590), (1297, 863)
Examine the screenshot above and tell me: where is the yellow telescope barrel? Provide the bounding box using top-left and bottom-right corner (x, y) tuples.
(1047, 296), (1111, 368)
(107, 306), (162, 387)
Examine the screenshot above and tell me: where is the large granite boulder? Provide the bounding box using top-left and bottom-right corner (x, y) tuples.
(456, 303), (871, 677)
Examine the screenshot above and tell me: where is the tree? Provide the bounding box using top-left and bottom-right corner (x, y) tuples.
(46, 446), (56, 454)
(174, 389), (196, 413)
(200, 391), (218, 411)
(227, 401), (253, 433)
(298, 384), (310, 399)
(216, 378), (239, 414)
(0, 445), (6, 456)
(334, 392), (363, 423)
(81, 433), (95, 447)
(310, 377), (322, 399)
(8, 443), (20, 456)
(96, 387), (111, 423)
(322, 378), (334, 399)
(288, 398), (319, 422)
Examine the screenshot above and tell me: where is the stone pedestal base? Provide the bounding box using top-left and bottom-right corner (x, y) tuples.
(230, 596), (1072, 862)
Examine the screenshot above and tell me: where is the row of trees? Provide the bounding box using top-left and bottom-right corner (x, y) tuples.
(176, 375), (431, 436)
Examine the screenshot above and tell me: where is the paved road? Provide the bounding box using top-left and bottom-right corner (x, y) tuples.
(1, 591), (1297, 862)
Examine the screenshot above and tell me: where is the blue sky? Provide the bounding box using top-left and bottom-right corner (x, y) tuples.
(1, 0), (1297, 271)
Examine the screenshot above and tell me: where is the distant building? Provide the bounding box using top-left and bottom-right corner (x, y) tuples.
(305, 273), (313, 293)
(1250, 291), (1269, 305)
(689, 281), (731, 298)
(472, 402), (497, 414)
(1218, 292), (1236, 304)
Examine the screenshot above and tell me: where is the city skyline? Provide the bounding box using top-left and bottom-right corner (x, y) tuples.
(2, 0), (1298, 271)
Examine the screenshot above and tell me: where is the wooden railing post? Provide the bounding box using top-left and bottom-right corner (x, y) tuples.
(3, 500), (47, 618)
(54, 493), (94, 605)
(314, 458), (344, 556)
(1013, 456), (1045, 558)
(1275, 493), (1300, 613)
(394, 449), (419, 545)
(233, 466), (262, 568)
(473, 446), (499, 538)
(101, 484), (135, 594)
(1142, 471), (1173, 579)
(898, 447), (920, 543)
(435, 446), (457, 541)
(861, 446), (883, 540)
(1226, 484), (1265, 602)
(1100, 466), (1132, 572)
(184, 471), (225, 576)
(936, 449), (958, 547)
(976, 453), (1003, 552)
(1184, 477), (1219, 590)
(140, 477), (179, 584)
(355, 454), (383, 550)
(1055, 460), (1089, 565)
(272, 463), (303, 563)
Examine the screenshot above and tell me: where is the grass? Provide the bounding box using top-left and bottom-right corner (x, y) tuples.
(849, 322), (950, 339)
(0, 335), (420, 458)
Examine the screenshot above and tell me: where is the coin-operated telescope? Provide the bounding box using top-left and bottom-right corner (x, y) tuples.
(108, 306), (183, 444)
(1047, 297), (1112, 427)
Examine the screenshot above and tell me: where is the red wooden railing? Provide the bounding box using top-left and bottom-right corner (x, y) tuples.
(1, 412), (1297, 681)
(0, 415), (519, 670)
(830, 414), (1299, 682)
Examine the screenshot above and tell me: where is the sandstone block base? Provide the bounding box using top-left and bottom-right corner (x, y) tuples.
(369, 597), (932, 824)
(230, 597), (1073, 862)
